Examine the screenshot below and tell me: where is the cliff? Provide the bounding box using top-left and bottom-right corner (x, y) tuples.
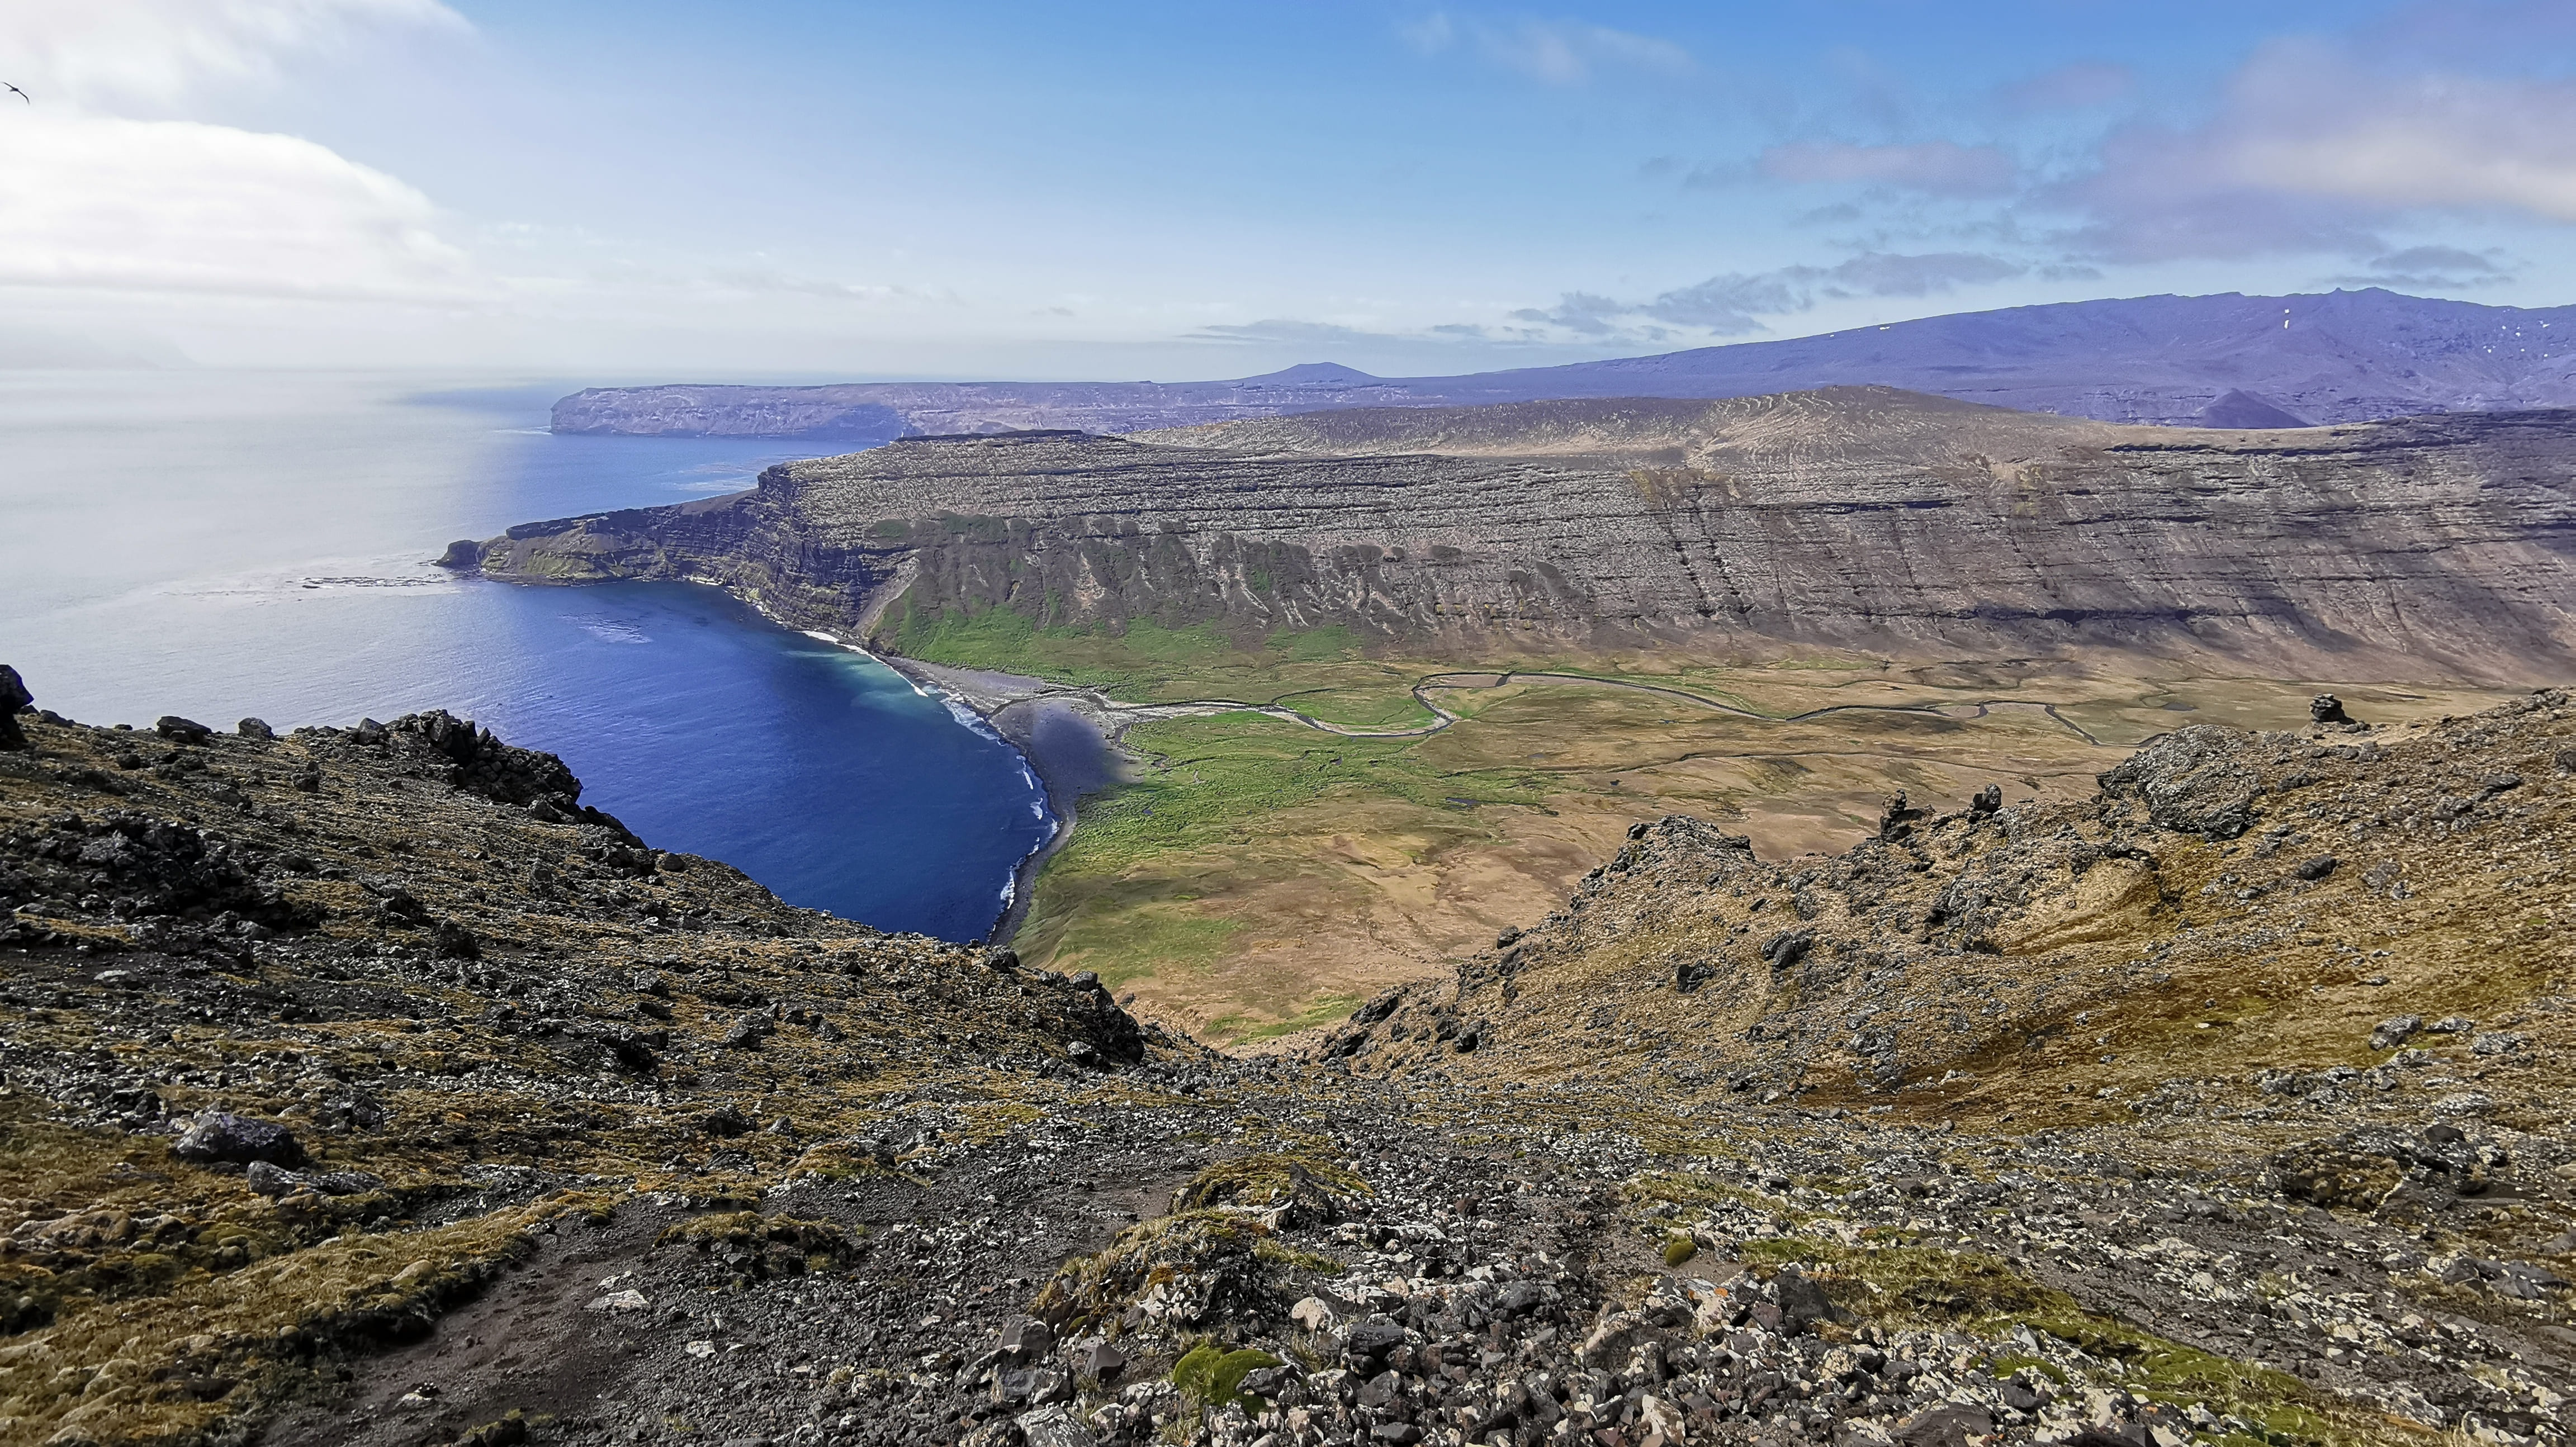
(550, 288), (2576, 437)
(475, 387), (2576, 682)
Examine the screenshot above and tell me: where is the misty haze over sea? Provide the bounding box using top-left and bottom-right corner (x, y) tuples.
(0, 370), (1051, 941)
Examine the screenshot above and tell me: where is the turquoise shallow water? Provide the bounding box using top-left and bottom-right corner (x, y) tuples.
(0, 371), (1050, 941)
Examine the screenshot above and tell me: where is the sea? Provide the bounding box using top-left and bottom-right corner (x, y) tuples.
(0, 369), (1053, 942)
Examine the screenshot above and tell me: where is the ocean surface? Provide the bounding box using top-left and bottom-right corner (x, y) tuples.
(0, 370), (1052, 941)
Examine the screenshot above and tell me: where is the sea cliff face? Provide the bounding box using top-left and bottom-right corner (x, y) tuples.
(476, 388), (2576, 680)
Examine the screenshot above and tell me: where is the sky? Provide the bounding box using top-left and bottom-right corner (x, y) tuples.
(2, 0), (2574, 381)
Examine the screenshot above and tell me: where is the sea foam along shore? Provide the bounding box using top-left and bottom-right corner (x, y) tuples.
(863, 654), (1145, 948)
(640, 580), (1119, 946)
(784, 614), (1144, 947)
(704, 590), (1061, 944)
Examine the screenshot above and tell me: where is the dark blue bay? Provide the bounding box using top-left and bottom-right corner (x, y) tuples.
(0, 371), (1049, 940)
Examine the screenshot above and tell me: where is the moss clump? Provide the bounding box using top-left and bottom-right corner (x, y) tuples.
(1739, 1239), (2061, 1322)
(0, 1189), (605, 1447)
(1739, 1240), (2412, 1447)
(1032, 1211), (1265, 1330)
(1175, 1151), (1368, 1221)
(1662, 1235), (1698, 1268)
(655, 1212), (862, 1280)
(1171, 1341), (1282, 1412)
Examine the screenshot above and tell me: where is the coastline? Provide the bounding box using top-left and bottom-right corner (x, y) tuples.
(492, 568), (1137, 948)
(869, 655), (1152, 946)
(661, 586), (1094, 946)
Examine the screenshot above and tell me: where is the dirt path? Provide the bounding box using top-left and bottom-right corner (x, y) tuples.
(896, 658), (2116, 748)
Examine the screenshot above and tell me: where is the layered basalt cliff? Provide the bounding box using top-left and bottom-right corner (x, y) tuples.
(473, 387), (2576, 680)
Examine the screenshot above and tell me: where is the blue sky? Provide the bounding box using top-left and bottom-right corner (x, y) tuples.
(3, 1), (2573, 377)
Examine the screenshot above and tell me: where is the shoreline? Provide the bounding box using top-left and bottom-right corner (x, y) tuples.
(867, 655), (1152, 947)
(678, 590), (1100, 947)
(564, 576), (1150, 949)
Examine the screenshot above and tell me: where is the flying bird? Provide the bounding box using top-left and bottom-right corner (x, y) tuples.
(3, 84), (27, 105)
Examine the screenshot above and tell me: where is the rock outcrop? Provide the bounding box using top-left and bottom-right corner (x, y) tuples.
(4, 673), (2573, 1446)
(0, 665), (31, 751)
(1328, 688), (2576, 1117)
(479, 387), (2576, 681)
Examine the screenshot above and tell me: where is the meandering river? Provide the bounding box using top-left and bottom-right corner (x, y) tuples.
(0, 370), (1050, 941)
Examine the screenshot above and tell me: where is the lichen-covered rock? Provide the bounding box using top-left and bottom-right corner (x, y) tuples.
(2097, 724), (2262, 838)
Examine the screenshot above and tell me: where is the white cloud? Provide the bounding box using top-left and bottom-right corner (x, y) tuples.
(2219, 50), (2576, 220)
(1511, 252), (2029, 341)
(1997, 61), (2133, 113)
(0, 1), (481, 311)
(705, 268), (906, 304)
(0, 0), (466, 111)
(2059, 38), (2576, 260)
(0, 112), (474, 301)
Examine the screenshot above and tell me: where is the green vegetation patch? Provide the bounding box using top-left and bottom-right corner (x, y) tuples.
(884, 600), (1431, 728)
(1046, 713), (1549, 879)
(1045, 900), (1239, 993)
(1171, 1341), (1284, 1413)
(1739, 1239), (2415, 1447)
(1205, 991), (1364, 1045)
(655, 1211), (864, 1279)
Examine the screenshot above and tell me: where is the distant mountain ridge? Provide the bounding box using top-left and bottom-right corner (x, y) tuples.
(551, 288), (2576, 438)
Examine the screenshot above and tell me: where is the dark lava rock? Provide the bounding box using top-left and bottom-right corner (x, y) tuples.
(430, 920), (481, 959)
(702, 1104), (755, 1137)
(1079, 1341), (1127, 1383)
(603, 1033), (660, 1073)
(1878, 790), (1929, 840)
(992, 1365), (1071, 1407)
(1774, 1266), (1845, 1332)
(1344, 1317), (1408, 1363)
(173, 1111), (307, 1168)
(2294, 855), (2339, 881)
(385, 710), (583, 809)
(435, 539), (485, 570)
(154, 715), (214, 744)
(246, 1161), (306, 1197)
(997, 1316), (1054, 1363)
(1761, 929), (1816, 972)
(238, 718), (276, 741)
(2098, 725), (2261, 839)
(42, 813), (314, 929)
(1896, 1403), (1998, 1447)
(0, 665), (31, 751)
(1969, 783), (2002, 815)
(2311, 694), (2352, 725)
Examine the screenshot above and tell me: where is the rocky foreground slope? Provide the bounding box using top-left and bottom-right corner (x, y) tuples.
(551, 288), (2576, 438)
(469, 388), (2576, 681)
(3, 668), (2573, 1447)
